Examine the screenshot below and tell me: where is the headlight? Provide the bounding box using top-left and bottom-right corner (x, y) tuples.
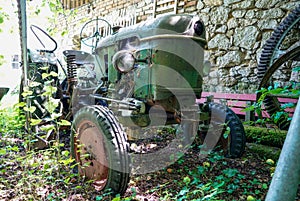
(112, 50), (135, 73)
(194, 20), (204, 36)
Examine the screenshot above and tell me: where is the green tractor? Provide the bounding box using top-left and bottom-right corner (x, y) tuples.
(21, 14), (246, 194)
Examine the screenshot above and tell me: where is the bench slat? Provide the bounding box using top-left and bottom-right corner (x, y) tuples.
(197, 92), (297, 121)
(201, 92), (257, 101)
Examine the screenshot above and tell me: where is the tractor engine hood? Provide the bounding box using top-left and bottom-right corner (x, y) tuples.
(95, 14), (206, 50)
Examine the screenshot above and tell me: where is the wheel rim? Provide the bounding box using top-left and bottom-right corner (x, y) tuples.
(74, 119), (109, 190)
(199, 120), (231, 154)
(210, 121), (231, 154)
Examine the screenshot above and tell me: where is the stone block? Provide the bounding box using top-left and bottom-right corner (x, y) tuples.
(258, 19), (278, 30)
(234, 26), (259, 49)
(232, 0), (254, 9)
(198, 13), (210, 26)
(260, 8), (285, 19)
(255, 0), (278, 8)
(245, 9), (257, 18)
(220, 76), (238, 87)
(185, 7), (197, 12)
(203, 0), (223, 6)
(208, 34), (231, 50)
(232, 10), (246, 18)
(216, 51), (242, 68)
(224, 0), (242, 5)
(227, 18), (239, 30)
(210, 7), (229, 24)
(216, 25), (227, 33)
(200, 7), (211, 13)
(280, 2), (300, 10)
(196, 1), (204, 9)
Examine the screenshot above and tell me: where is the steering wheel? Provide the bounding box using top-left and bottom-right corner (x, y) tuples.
(80, 18), (112, 48)
(30, 25), (58, 52)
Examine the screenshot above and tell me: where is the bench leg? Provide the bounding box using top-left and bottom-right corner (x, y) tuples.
(245, 101), (255, 122)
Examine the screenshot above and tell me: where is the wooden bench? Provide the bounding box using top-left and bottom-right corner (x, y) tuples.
(196, 92), (298, 121)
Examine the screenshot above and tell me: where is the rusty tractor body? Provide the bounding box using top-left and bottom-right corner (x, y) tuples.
(21, 14), (246, 194)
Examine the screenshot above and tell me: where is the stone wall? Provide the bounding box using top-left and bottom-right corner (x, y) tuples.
(55, 0), (300, 93)
(198, 0), (299, 93)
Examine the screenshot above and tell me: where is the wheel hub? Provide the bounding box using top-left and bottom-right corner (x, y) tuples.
(74, 120), (109, 190)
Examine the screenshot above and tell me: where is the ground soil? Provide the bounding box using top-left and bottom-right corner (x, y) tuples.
(0, 131), (297, 201)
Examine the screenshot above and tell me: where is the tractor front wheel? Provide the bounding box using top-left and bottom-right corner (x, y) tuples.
(71, 105), (130, 194)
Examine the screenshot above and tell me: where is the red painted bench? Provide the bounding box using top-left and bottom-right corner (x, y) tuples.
(197, 92), (297, 121)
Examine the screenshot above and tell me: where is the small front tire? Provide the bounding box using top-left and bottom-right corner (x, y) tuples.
(71, 105), (130, 194)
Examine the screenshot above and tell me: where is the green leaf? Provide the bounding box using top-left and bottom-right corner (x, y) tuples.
(273, 111), (287, 123)
(40, 66), (50, 71)
(31, 162), (39, 168)
(242, 105), (256, 112)
(49, 2), (56, 10)
(62, 150), (70, 157)
(59, 157), (74, 165)
(58, 119), (71, 126)
(30, 119), (42, 126)
(111, 196), (121, 201)
(183, 176), (191, 185)
(50, 71), (58, 77)
(0, 16), (3, 24)
(223, 126), (230, 139)
(35, 8), (41, 15)
(96, 196), (103, 201)
(61, 30), (68, 36)
(42, 73), (50, 79)
(22, 90), (33, 98)
(269, 88), (284, 95)
(44, 98), (60, 113)
(64, 177), (70, 184)
(291, 89), (300, 95)
(40, 124), (56, 132)
(8, 146), (19, 152)
(24, 106), (36, 113)
(29, 81), (41, 87)
(0, 149), (6, 155)
(281, 102), (295, 109)
(292, 66), (300, 72)
(178, 187), (189, 196)
(262, 183), (268, 189)
(15, 102), (26, 108)
(42, 85), (57, 96)
(223, 168), (239, 178)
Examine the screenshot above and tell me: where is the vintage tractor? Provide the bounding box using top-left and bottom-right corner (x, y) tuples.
(20, 14), (246, 194)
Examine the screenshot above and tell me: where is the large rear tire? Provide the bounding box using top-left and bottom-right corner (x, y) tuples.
(199, 102), (246, 158)
(71, 105), (130, 194)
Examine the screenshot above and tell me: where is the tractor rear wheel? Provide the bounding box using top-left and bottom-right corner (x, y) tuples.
(71, 105), (130, 194)
(199, 102), (246, 158)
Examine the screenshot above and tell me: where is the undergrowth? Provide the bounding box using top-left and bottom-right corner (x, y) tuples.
(0, 105), (276, 201)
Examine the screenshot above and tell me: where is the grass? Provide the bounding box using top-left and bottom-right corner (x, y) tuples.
(0, 105), (280, 201)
